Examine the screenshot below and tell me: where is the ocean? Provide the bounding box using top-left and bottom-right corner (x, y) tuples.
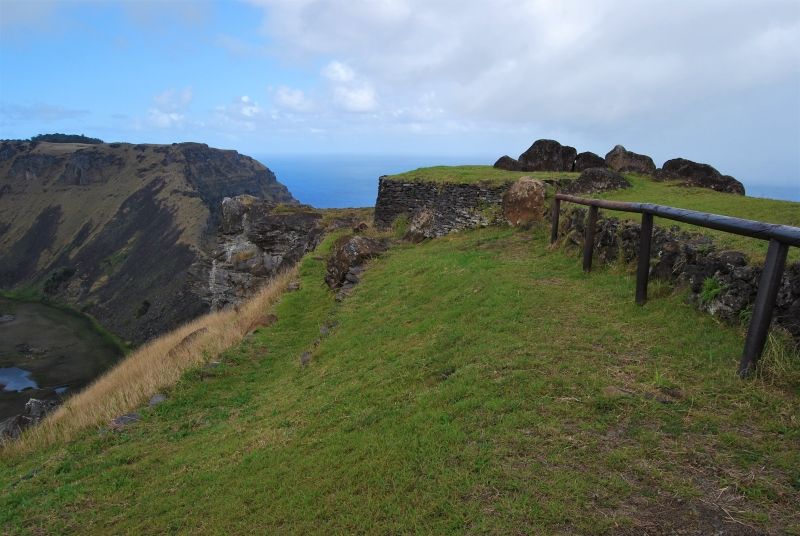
(254, 154), (491, 208)
(255, 154), (800, 208)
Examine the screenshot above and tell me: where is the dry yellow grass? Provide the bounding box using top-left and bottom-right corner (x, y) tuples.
(5, 268), (297, 454)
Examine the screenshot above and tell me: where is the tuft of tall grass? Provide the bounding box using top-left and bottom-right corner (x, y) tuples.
(5, 268), (297, 454)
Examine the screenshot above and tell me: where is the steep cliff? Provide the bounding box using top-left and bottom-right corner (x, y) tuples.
(0, 141), (297, 343)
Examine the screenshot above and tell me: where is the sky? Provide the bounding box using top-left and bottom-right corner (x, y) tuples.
(0, 0), (798, 195)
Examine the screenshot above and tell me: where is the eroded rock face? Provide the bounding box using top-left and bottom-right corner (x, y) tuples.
(502, 178), (547, 227)
(656, 158), (745, 195)
(518, 139), (577, 172)
(325, 235), (389, 299)
(0, 141), (298, 344)
(574, 151), (608, 172)
(208, 196), (324, 310)
(561, 168), (630, 195)
(604, 145), (656, 175)
(493, 155), (523, 171)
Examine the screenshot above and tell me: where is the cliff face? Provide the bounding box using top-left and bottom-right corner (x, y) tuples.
(0, 141), (297, 344)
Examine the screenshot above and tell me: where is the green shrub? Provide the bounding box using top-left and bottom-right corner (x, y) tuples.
(700, 277), (724, 304)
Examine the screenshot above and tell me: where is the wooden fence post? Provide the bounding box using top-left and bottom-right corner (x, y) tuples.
(738, 238), (789, 376)
(636, 212), (654, 305)
(550, 198), (561, 245)
(582, 206), (598, 272)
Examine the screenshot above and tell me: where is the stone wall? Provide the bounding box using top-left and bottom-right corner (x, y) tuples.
(374, 177), (509, 236)
(557, 206), (800, 344)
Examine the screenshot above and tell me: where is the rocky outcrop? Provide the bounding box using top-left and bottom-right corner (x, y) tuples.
(208, 196), (324, 310)
(556, 206), (799, 343)
(604, 145), (657, 175)
(325, 235), (389, 300)
(561, 168), (631, 195)
(574, 151), (608, 172)
(0, 141), (297, 343)
(0, 397), (60, 441)
(502, 178), (547, 227)
(493, 155), (523, 171)
(374, 177), (508, 237)
(518, 139), (577, 172)
(656, 158), (745, 195)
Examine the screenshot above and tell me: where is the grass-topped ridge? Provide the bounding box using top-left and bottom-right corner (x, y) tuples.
(385, 165), (579, 186)
(386, 166), (800, 261)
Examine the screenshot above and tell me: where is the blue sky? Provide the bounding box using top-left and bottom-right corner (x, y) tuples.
(0, 0), (798, 197)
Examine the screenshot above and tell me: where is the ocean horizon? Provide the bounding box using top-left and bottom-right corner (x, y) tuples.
(255, 154), (800, 208)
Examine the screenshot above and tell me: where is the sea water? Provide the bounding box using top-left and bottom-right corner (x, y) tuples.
(255, 154), (493, 208)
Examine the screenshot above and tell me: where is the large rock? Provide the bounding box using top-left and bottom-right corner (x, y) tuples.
(561, 168), (631, 195)
(518, 139), (577, 172)
(0, 397), (60, 441)
(502, 178), (547, 227)
(405, 209), (436, 242)
(493, 155), (522, 171)
(573, 151), (608, 172)
(604, 145), (656, 175)
(657, 158), (745, 195)
(325, 235), (389, 292)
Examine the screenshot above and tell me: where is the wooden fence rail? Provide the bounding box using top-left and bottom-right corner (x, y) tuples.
(551, 193), (800, 377)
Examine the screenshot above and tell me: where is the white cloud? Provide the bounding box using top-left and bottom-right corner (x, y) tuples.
(247, 0), (800, 126)
(322, 61), (355, 83)
(147, 87), (193, 128)
(274, 86), (313, 112)
(214, 95), (265, 131)
(333, 85), (377, 112)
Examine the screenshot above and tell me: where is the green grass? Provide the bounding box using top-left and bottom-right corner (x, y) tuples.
(386, 165), (579, 186)
(600, 174), (800, 261)
(2, 228), (798, 534)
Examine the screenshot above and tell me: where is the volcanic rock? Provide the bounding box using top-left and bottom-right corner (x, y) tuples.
(493, 155), (523, 171)
(502, 178), (547, 227)
(657, 158), (745, 195)
(604, 145), (656, 175)
(561, 168), (631, 195)
(574, 151), (608, 172)
(518, 139), (577, 172)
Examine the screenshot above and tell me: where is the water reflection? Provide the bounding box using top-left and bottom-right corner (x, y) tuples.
(0, 367), (38, 391)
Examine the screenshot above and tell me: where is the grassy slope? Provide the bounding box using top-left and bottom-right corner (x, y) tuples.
(386, 165), (579, 186)
(601, 174), (800, 262)
(2, 228), (798, 534)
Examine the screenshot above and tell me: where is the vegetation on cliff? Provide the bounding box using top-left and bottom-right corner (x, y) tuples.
(1, 223), (798, 534)
(29, 133), (104, 144)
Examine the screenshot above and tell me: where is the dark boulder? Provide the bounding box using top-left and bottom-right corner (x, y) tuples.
(574, 151), (607, 172)
(0, 397), (60, 441)
(493, 155), (522, 171)
(657, 158), (745, 195)
(561, 168), (631, 195)
(325, 235), (389, 291)
(604, 145), (656, 175)
(518, 139), (577, 172)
